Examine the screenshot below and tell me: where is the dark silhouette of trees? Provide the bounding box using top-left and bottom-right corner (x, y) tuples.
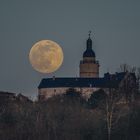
(88, 89), (107, 109)
(0, 68), (140, 140)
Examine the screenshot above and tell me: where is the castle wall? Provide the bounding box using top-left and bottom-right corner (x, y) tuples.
(38, 87), (99, 100)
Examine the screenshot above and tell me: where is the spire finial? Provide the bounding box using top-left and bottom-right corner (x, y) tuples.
(87, 31), (92, 49)
(88, 30), (91, 38)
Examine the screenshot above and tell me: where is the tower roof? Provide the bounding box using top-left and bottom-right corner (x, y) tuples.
(83, 31), (95, 57)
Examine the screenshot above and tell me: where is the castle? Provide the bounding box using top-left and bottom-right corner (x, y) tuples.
(38, 33), (134, 100)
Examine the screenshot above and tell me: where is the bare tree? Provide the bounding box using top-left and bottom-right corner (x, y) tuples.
(105, 85), (130, 140)
(136, 67), (140, 91)
(120, 64), (129, 72)
(105, 88), (122, 140)
(120, 64), (137, 73)
(0, 104), (6, 118)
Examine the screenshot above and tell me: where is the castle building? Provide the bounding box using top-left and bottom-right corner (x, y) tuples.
(38, 33), (135, 101)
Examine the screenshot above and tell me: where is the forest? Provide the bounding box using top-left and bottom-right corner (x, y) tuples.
(0, 66), (140, 140)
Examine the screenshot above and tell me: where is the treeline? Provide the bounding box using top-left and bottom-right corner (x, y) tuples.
(0, 88), (140, 140)
(0, 64), (140, 140)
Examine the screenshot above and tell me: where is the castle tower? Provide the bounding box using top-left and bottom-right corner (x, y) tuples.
(79, 32), (99, 78)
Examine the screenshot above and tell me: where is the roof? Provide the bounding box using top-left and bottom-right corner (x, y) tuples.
(17, 94), (33, 103)
(83, 48), (95, 57)
(0, 91), (15, 96)
(38, 72), (127, 89)
(83, 37), (95, 57)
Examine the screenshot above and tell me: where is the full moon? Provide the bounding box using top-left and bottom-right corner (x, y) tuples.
(29, 40), (64, 73)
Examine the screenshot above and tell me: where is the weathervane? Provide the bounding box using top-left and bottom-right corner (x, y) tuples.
(88, 30), (91, 38)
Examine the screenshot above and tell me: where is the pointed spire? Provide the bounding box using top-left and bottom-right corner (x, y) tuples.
(83, 31), (95, 58)
(88, 30), (91, 38)
(87, 31), (92, 49)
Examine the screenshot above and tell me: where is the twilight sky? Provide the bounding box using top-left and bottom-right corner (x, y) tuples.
(0, 0), (140, 99)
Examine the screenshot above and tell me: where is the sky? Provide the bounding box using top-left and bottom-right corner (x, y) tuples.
(0, 0), (140, 99)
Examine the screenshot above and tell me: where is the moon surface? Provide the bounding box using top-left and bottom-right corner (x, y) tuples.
(29, 40), (64, 73)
